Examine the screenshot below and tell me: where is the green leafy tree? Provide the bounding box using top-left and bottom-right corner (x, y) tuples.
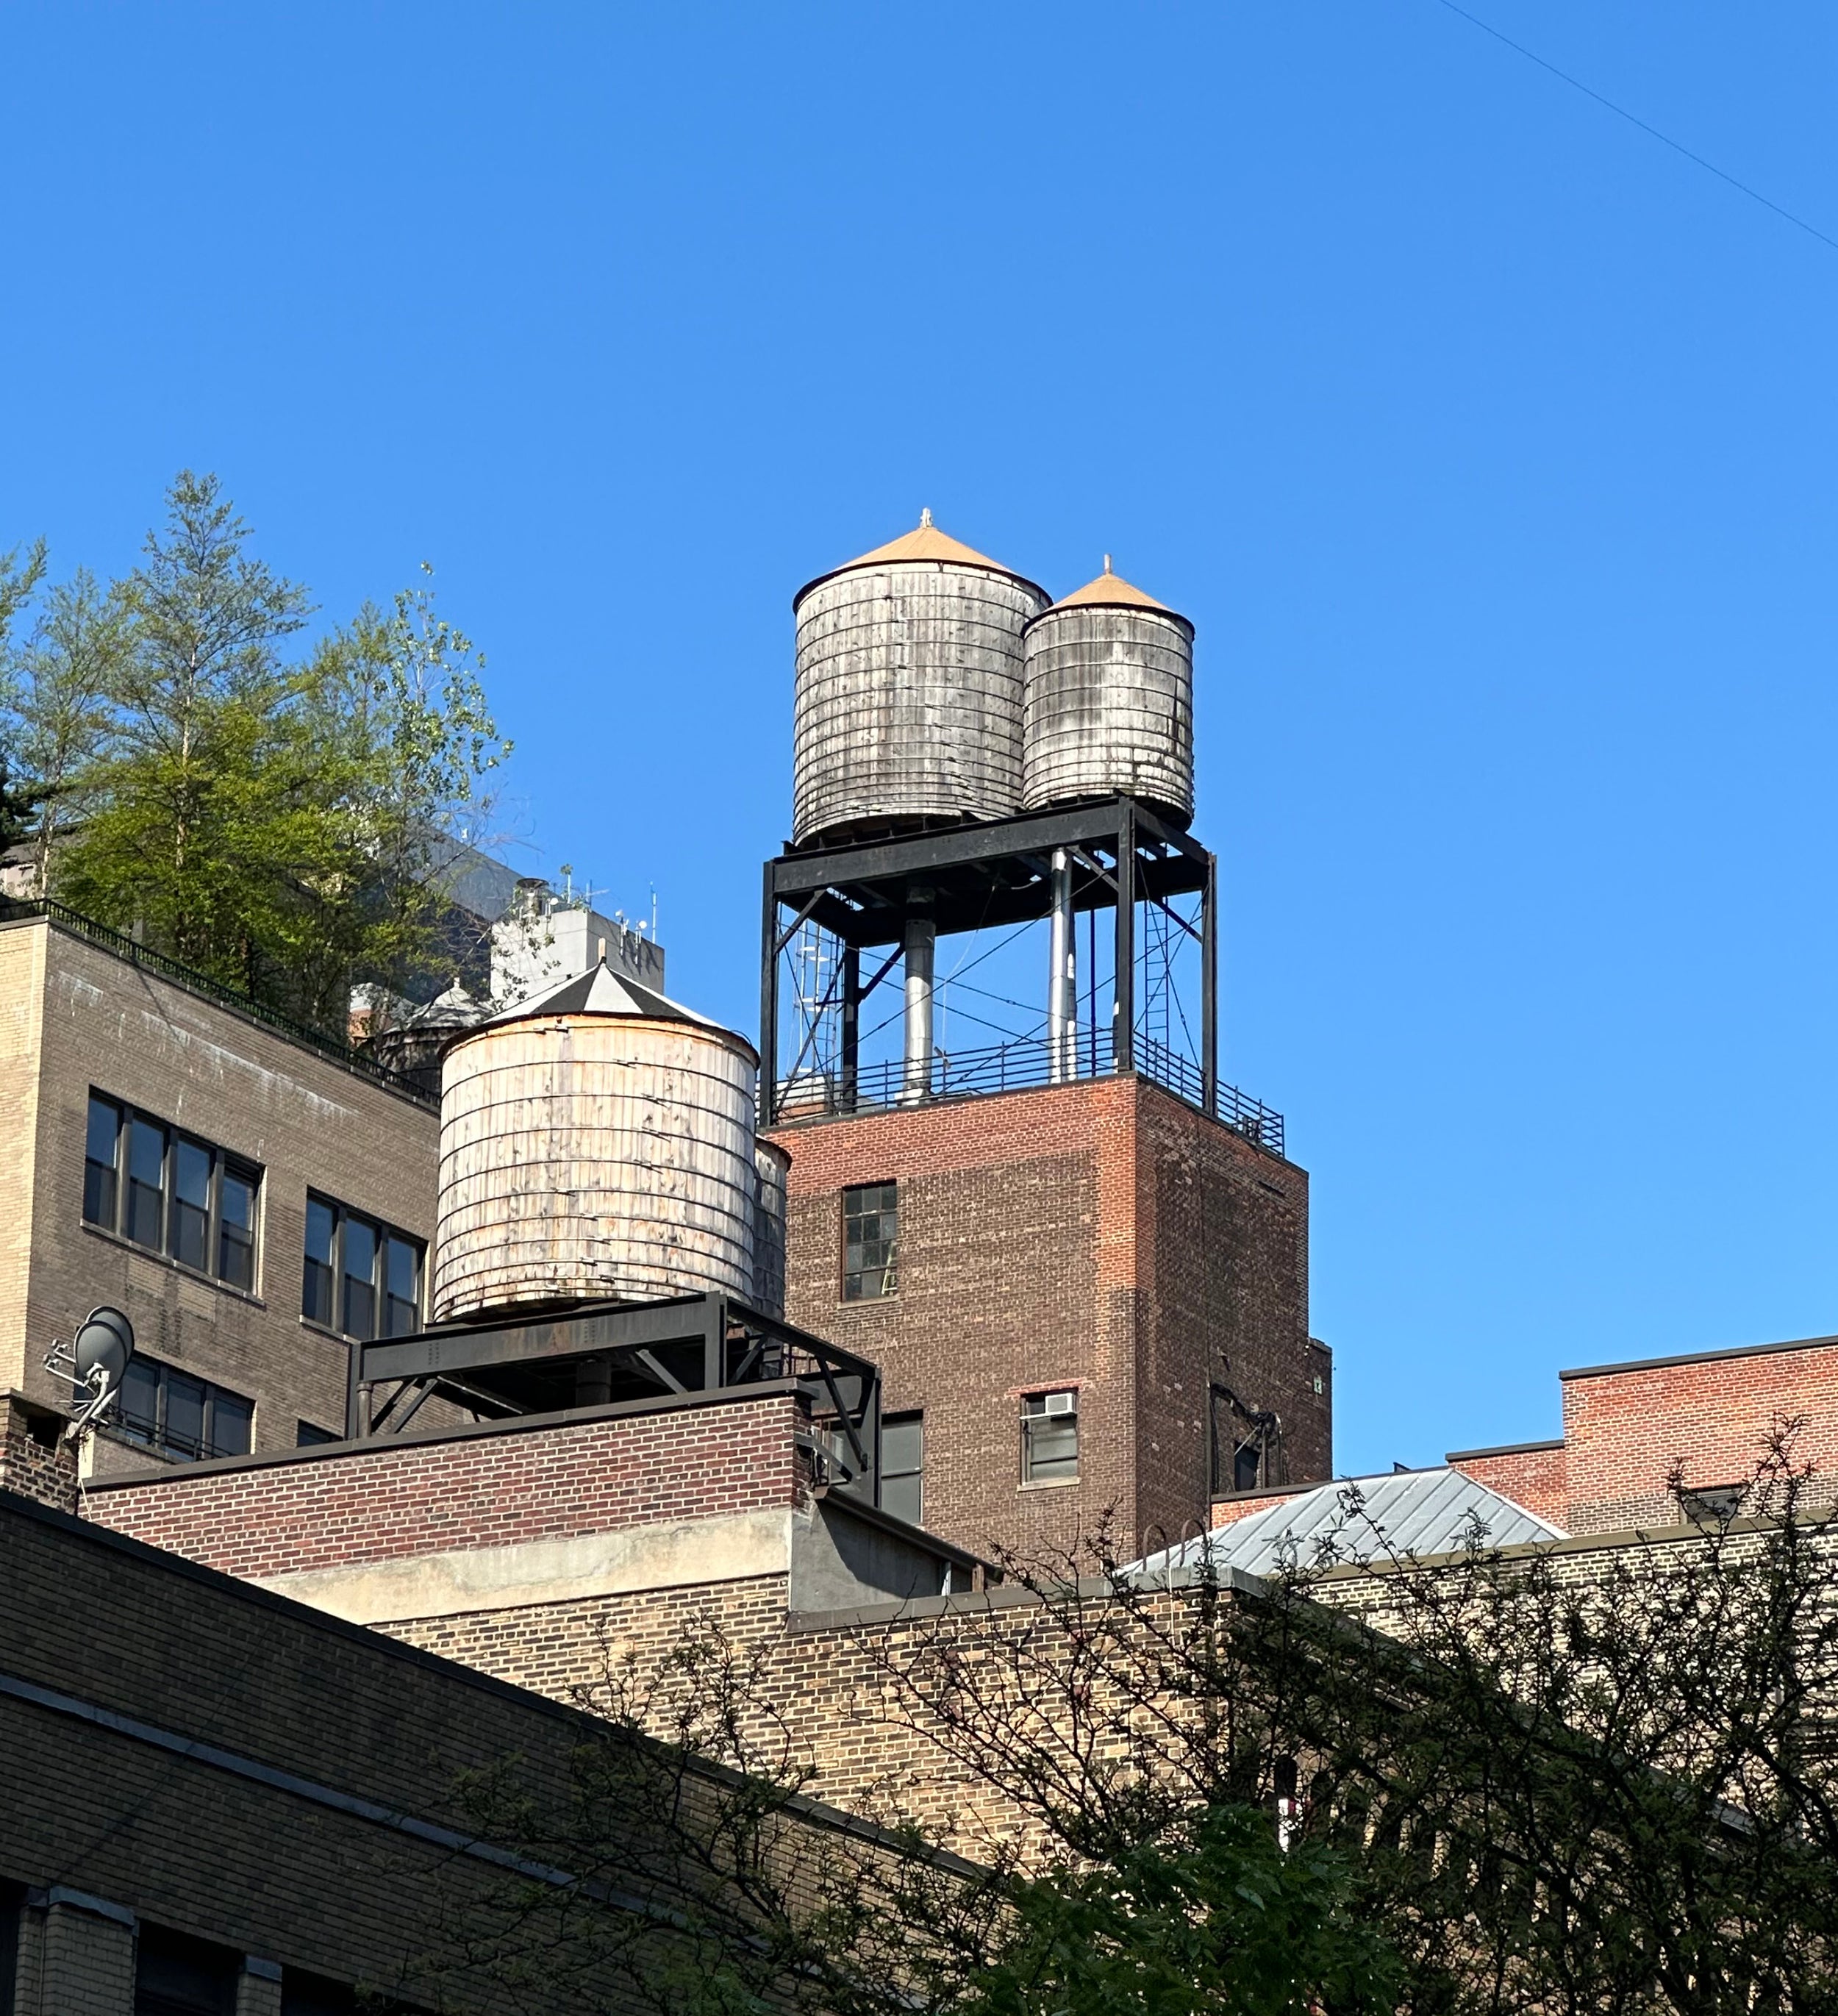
(0, 537), (54, 850)
(5, 568), (131, 890)
(56, 470), (312, 981)
(18, 471), (510, 1035)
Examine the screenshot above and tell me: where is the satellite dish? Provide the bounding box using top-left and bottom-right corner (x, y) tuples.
(72, 1306), (134, 1415)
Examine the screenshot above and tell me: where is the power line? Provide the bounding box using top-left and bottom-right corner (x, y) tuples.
(1433, 0), (1838, 257)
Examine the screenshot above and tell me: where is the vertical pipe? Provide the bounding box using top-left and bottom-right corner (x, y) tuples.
(1048, 848), (1076, 1081)
(1201, 846), (1218, 1116)
(759, 862), (780, 1127)
(900, 897), (935, 1105)
(840, 941), (860, 1115)
(1113, 805), (1136, 1074)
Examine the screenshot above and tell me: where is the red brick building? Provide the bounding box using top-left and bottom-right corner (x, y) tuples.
(770, 1072), (1329, 1562)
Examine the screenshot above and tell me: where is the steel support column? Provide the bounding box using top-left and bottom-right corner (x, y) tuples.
(1048, 848), (1076, 1082)
(1113, 806), (1136, 1074)
(759, 862), (780, 1126)
(900, 893), (935, 1105)
(840, 942), (860, 1112)
(1201, 846), (1218, 1114)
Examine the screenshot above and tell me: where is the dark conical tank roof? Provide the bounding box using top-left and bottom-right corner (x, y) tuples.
(481, 959), (759, 1062)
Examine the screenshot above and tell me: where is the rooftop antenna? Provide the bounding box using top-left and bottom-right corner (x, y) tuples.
(650, 885), (658, 940)
(43, 1306), (136, 1443)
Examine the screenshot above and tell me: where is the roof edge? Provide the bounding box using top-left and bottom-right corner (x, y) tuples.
(1559, 1332), (1838, 1382)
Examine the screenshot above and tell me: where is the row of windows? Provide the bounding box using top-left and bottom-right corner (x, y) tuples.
(852, 1393), (1081, 1528)
(85, 1094), (257, 1290)
(113, 1351), (338, 1465)
(84, 1090), (424, 1343)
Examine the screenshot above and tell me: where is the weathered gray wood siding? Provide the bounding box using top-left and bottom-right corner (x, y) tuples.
(792, 560), (1048, 846)
(1020, 604), (1195, 824)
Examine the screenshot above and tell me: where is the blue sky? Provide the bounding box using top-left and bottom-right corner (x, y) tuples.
(4, 4), (1836, 1475)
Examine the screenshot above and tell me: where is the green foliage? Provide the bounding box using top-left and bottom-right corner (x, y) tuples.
(961, 1804), (1398, 2016)
(0, 471), (509, 1036)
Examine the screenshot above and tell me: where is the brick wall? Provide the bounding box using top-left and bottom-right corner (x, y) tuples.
(1209, 1479), (1318, 1529)
(1, 1488), (782, 2008)
(0, 1396), (76, 1513)
(7, 916), (440, 1453)
(1560, 1338), (1838, 1533)
(81, 1390), (809, 1580)
(770, 1073), (1322, 1562)
(1446, 1441), (1568, 1530)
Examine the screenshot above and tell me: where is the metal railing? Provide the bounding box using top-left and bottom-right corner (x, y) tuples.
(775, 1029), (1285, 1157)
(0, 896), (435, 1107)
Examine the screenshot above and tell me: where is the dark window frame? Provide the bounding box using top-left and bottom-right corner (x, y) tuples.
(841, 1181), (898, 1302)
(1020, 1387), (1080, 1486)
(116, 1354), (254, 1464)
(83, 1090), (261, 1293)
(303, 1191), (424, 1342)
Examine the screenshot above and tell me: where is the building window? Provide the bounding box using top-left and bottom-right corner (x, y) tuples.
(135, 1923), (241, 2015)
(296, 1420), (342, 1446)
(82, 1092), (261, 1293)
(117, 1356), (254, 1463)
(1212, 1384), (1273, 1495)
(842, 1182), (898, 1301)
(1021, 1388), (1079, 1485)
(881, 1412), (923, 1525)
(304, 1193), (423, 1340)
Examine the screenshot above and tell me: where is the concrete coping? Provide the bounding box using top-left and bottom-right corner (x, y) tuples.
(1445, 1437), (1565, 1462)
(812, 1483), (993, 1577)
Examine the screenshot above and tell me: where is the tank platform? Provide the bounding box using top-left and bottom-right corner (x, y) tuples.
(351, 1290), (883, 1500)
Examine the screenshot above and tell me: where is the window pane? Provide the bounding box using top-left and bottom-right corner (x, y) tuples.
(880, 1412), (923, 1523)
(297, 1420), (341, 1446)
(341, 1215), (376, 1341)
(218, 1168), (256, 1290)
(163, 1370), (207, 1459)
(882, 1414), (923, 1476)
(302, 1198), (336, 1326)
(1023, 1393), (1079, 1484)
(119, 1358), (159, 1442)
(384, 1235), (421, 1337)
(126, 1116), (165, 1249)
(843, 1182), (898, 1301)
(84, 1095), (120, 1227)
(170, 1138), (211, 1271)
(209, 1390), (252, 1458)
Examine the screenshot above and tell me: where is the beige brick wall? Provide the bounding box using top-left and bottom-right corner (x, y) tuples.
(0, 924), (47, 1384)
(3, 916), (439, 1452)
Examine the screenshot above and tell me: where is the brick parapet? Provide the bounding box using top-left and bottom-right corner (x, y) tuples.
(1446, 1441), (1568, 1530)
(1560, 1338), (1838, 1533)
(81, 1389), (812, 1580)
(0, 1395), (77, 1514)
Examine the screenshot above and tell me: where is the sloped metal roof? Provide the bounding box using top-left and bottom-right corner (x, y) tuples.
(483, 961), (756, 1059)
(1050, 557), (1176, 615)
(1132, 1468), (1563, 1582)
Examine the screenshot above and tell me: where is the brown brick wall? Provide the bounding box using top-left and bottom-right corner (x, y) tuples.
(770, 1074), (1322, 1561)
(0, 1490), (711, 2008)
(1560, 1340), (1838, 1533)
(4, 917), (439, 1454)
(0, 1396), (77, 1512)
(80, 1390), (809, 1579)
(1447, 1443), (1569, 1530)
